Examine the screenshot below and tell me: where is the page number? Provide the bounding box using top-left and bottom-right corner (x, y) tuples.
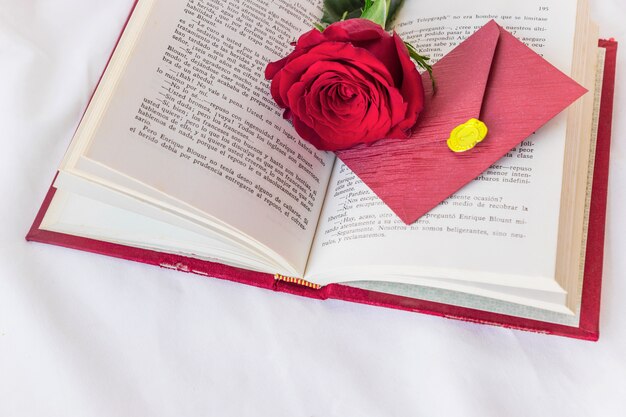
(539, 6), (549, 11)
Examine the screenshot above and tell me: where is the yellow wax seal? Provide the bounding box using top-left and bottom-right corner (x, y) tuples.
(447, 118), (489, 153)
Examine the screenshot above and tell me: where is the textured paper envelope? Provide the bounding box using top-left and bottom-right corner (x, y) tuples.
(337, 20), (587, 225)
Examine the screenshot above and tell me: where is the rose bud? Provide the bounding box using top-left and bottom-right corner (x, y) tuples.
(265, 18), (425, 152)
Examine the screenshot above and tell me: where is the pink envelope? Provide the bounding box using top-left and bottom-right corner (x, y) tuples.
(337, 20), (587, 225)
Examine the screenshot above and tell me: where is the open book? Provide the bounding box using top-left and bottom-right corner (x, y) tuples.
(28, 0), (617, 339)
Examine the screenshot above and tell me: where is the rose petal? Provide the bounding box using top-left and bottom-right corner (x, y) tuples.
(323, 19), (388, 42)
(386, 32), (424, 137)
(292, 115), (325, 149)
(294, 27), (326, 50)
(266, 20), (426, 151)
(270, 70), (286, 108)
(265, 56), (289, 80)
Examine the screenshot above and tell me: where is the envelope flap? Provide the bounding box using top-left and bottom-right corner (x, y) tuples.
(418, 20), (501, 134)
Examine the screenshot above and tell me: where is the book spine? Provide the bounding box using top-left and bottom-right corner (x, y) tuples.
(274, 274), (322, 290)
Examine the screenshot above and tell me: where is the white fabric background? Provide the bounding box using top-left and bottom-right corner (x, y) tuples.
(1, 1), (624, 415)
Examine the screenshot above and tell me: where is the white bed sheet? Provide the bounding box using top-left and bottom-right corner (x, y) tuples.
(1, 1), (625, 416)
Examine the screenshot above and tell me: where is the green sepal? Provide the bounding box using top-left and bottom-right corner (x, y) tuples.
(360, 0), (388, 28)
(320, 0), (404, 29)
(313, 22), (326, 32)
(405, 41), (436, 92)
(321, 0), (364, 25)
(386, 0), (404, 28)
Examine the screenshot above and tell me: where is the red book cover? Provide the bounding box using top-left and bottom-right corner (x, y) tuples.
(25, 2), (618, 340)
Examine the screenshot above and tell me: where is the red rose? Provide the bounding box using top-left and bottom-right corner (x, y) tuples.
(265, 19), (425, 151)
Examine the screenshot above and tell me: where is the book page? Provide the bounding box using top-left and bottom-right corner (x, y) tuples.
(306, 0), (580, 289)
(348, 43), (605, 325)
(74, 0), (333, 274)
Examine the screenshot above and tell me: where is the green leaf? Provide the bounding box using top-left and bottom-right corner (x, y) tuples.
(360, 0), (388, 28)
(405, 41), (437, 92)
(320, 0), (404, 28)
(386, 0), (405, 28)
(321, 0), (365, 25)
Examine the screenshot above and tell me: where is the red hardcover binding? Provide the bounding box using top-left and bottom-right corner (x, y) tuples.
(26, 3), (618, 341)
